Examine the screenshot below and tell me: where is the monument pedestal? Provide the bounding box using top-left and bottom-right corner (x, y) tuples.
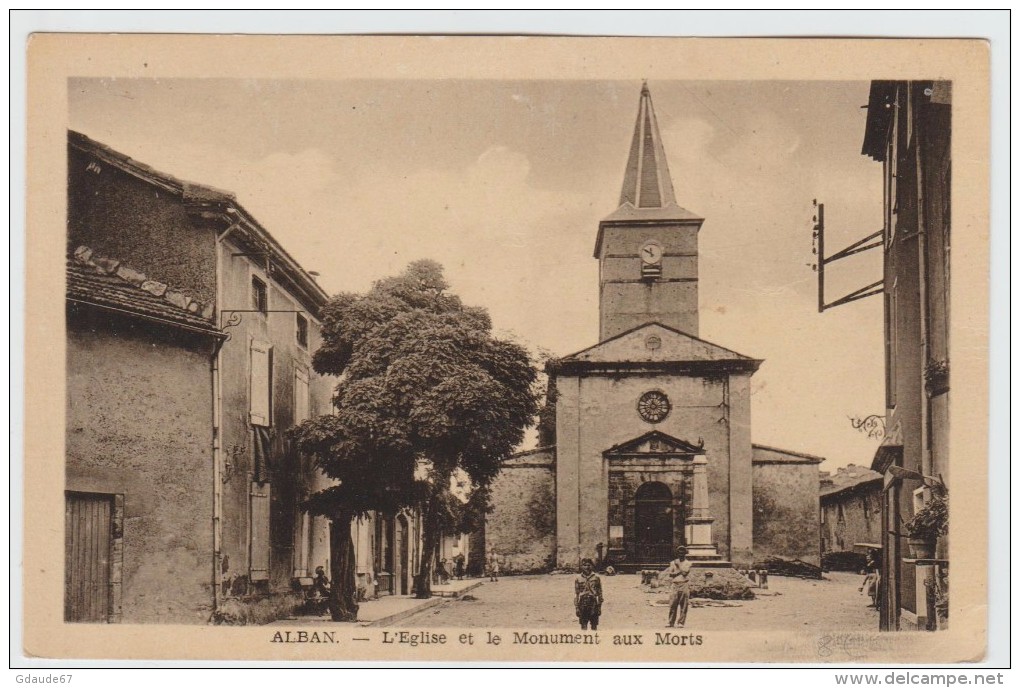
(683, 456), (729, 567)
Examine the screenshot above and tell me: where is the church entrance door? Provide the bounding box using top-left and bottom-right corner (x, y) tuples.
(633, 481), (674, 563)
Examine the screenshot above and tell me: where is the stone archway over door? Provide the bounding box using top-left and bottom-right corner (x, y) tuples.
(634, 481), (674, 562)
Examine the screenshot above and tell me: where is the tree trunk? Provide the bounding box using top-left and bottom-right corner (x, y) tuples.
(414, 504), (441, 599)
(329, 513), (360, 621)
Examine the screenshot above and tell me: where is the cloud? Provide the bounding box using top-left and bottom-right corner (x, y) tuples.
(212, 144), (598, 356)
(659, 113), (885, 466)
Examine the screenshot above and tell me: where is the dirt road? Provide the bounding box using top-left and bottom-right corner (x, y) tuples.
(390, 571), (878, 631)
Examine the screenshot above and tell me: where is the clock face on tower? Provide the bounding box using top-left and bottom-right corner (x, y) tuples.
(637, 390), (671, 423)
(639, 241), (663, 265)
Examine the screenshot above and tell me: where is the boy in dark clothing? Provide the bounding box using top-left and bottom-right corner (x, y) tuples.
(313, 566), (331, 599)
(574, 558), (604, 631)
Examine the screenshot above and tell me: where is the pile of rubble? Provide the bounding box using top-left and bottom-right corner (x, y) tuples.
(641, 567), (755, 600)
(756, 555), (824, 580)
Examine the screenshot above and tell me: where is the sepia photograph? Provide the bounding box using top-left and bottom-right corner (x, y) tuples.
(21, 32), (993, 666)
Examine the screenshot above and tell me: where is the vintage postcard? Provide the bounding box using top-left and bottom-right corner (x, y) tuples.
(23, 35), (990, 663)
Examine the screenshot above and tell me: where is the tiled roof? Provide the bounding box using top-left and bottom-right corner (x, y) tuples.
(69, 131), (329, 310)
(602, 83), (703, 225)
(820, 464), (883, 498)
(594, 84), (703, 256)
(619, 82), (677, 210)
(601, 202), (703, 224)
(67, 260), (222, 335)
(556, 321), (758, 366)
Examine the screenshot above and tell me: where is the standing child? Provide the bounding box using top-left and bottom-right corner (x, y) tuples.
(859, 549), (881, 609)
(574, 558), (604, 631)
(486, 549), (501, 582)
(663, 546), (692, 628)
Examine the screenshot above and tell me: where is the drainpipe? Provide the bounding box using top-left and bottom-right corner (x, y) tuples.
(913, 85), (932, 482)
(211, 224), (229, 613)
(211, 340), (221, 615)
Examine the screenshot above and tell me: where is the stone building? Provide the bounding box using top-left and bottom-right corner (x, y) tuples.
(819, 464), (883, 555)
(861, 81), (951, 631)
(65, 132), (423, 622)
(751, 445), (826, 566)
(486, 447), (557, 573)
(487, 85), (822, 573)
(66, 248), (224, 623)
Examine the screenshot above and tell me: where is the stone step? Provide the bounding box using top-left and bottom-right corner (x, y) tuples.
(612, 557), (735, 574)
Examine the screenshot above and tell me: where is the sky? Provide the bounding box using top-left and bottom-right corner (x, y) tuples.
(69, 78), (886, 471)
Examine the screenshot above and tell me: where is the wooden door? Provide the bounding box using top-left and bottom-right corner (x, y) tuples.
(396, 516), (409, 595)
(65, 493), (112, 623)
(633, 482), (674, 563)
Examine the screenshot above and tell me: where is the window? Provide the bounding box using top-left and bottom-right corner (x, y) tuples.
(862, 495), (872, 522)
(837, 502), (845, 524)
(250, 340), (272, 426)
(250, 482), (271, 581)
(252, 276), (268, 315)
(293, 511), (311, 578)
(641, 262), (662, 280)
(296, 313), (309, 348)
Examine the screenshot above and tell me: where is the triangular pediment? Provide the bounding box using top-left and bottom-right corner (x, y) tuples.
(561, 322), (756, 365)
(604, 430), (705, 456)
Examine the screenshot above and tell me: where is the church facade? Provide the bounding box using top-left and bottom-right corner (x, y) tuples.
(486, 85), (822, 572)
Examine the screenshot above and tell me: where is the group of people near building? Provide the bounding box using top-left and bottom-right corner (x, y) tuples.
(436, 554), (469, 584)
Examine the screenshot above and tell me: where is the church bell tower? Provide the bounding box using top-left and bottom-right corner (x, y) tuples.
(594, 83), (704, 341)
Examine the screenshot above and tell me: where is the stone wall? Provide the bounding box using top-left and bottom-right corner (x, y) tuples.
(68, 142), (218, 307)
(598, 223), (701, 339)
(751, 447), (823, 566)
(556, 372), (749, 567)
(216, 235), (334, 594)
(486, 448), (556, 573)
(821, 482), (883, 554)
(66, 308), (215, 623)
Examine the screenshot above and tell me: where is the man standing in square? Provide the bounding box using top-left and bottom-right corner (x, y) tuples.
(664, 546), (692, 628)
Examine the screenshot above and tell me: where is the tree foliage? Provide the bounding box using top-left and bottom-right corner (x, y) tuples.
(534, 350), (559, 447)
(291, 260), (540, 609)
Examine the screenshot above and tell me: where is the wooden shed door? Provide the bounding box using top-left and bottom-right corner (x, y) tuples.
(65, 493), (112, 622)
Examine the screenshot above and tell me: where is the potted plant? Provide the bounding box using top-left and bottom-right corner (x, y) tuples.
(924, 358), (950, 397)
(903, 492), (948, 559)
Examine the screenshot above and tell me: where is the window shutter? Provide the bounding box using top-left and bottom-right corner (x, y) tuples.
(293, 511), (311, 578)
(250, 482), (271, 581)
(250, 340), (271, 426)
(294, 367), (309, 424)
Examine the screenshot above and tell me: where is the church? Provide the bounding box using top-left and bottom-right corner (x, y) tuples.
(485, 84), (823, 573)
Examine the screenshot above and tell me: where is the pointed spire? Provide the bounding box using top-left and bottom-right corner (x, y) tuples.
(618, 82), (678, 209)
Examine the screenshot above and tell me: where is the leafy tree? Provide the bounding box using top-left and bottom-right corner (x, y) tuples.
(292, 260), (539, 614)
(534, 349), (559, 447)
(291, 415), (416, 621)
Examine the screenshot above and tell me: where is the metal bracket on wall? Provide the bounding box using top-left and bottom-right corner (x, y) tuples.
(849, 414), (887, 440)
(219, 309), (307, 340)
(811, 200), (884, 312)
